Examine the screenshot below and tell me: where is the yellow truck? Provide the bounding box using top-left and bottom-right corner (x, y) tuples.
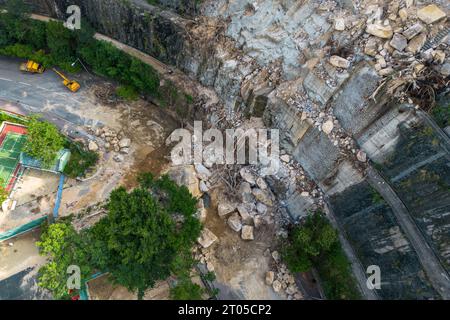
(19, 60), (45, 73)
(52, 68), (81, 93)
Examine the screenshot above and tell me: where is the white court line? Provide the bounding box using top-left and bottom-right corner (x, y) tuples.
(18, 82), (31, 86)
(0, 78), (13, 82)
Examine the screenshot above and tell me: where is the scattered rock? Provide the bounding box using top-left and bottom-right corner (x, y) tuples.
(195, 164), (212, 180)
(272, 280), (282, 293)
(280, 154), (290, 163)
(398, 8), (408, 22)
(113, 154), (124, 162)
(389, 33), (407, 51)
(366, 23), (393, 39)
(294, 293), (303, 300)
(256, 177), (268, 190)
(433, 50), (446, 64)
(120, 147), (130, 154)
(118, 138), (131, 149)
(196, 207), (207, 223)
(239, 182), (254, 203)
(199, 180), (209, 193)
(218, 201), (236, 218)
(403, 23), (424, 40)
(240, 167), (256, 185)
(329, 55), (350, 69)
(417, 4), (446, 24)
(227, 213), (243, 232)
(322, 120), (334, 135)
(237, 204), (253, 223)
(406, 33), (427, 53)
(241, 225), (254, 240)
(364, 38), (379, 56)
(206, 262), (215, 272)
(256, 202), (268, 215)
(378, 67), (394, 76)
(88, 140), (99, 152)
(272, 251), (280, 262)
(334, 18), (345, 31)
(286, 285), (297, 295)
(265, 271), (275, 285)
(197, 228), (218, 248)
(357, 150), (367, 162)
(252, 188), (273, 206)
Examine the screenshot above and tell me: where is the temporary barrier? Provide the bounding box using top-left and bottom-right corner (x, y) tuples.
(0, 216), (46, 242)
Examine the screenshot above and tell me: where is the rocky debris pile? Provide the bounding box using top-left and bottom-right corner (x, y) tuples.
(92, 83), (118, 105)
(265, 250), (303, 300)
(356, 1), (449, 77)
(215, 166), (276, 240)
(88, 126), (132, 162)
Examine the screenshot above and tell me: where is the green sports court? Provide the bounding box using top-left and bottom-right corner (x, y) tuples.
(0, 122), (28, 190)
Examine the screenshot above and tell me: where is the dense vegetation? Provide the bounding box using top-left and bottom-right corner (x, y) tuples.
(0, 179), (8, 202)
(37, 222), (93, 300)
(37, 173), (202, 300)
(282, 212), (361, 300)
(0, 0), (159, 98)
(431, 101), (450, 128)
(23, 115), (65, 166)
(63, 140), (99, 178)
(0, 110), (28, 125)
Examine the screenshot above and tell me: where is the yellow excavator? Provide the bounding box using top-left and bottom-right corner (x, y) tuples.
(19, 60), (45, 74)
(52, 68), (80, 92)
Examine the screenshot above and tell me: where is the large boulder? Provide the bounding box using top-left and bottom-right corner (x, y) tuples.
(239, 182), (255, 203)
(237, 204), (253, 224)
(88, 140), (99, 152)
(194, 164), (212, 180)
(217, 200), (236, 218)
(166, 165), (201, 198)
(240, 167), (256, 185)
(252, 188), (273, 206)
(197, 228), (218, 248)
(241, 225), (254, 240)
(227, 213), (243, 232)
(118, 138), (131, 149)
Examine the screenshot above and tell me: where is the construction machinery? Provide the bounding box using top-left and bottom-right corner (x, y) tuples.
(52, 68), (81, 92)
(19, 60), (45, 74)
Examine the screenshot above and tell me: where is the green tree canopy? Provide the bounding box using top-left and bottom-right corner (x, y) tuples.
(36, 222), (93, 299)
(23, 115), (64, 166)
(90, 173), (201, 299)
(282, 212), (360, 299)
(282, 212), (338, 273)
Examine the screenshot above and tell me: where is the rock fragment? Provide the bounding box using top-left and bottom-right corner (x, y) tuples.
(366, 24), (393, 39)
(88, 140), (99, 152)
(217, 201), (236, 217)
(417, 5), (446, 24)
(402, 23), (424, 40)
(265, 271), (275, 285)
(197, 228), (218, 248)
(389, 33), (407, 51)
(329, 55), (350, 69)
(241, 225), (254, 240)
(322, 120), (334, 135)
(406, 33), (427, 53)
(227, 213), (243, 232)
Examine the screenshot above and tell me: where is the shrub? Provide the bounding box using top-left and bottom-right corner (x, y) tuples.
(282, 212), (361, 300)
(63, 140), (99, 178)
(23, 115), (64, 166)
(115, 85), (139, 101)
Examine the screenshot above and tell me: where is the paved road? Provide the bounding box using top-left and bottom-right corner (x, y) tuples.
(367, 166), (450, 299)
(0, 56), (98, 141)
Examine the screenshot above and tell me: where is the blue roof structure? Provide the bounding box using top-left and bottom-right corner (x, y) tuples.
(19, 149), (71, 173)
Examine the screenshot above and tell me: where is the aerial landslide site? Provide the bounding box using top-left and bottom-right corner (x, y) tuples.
(0, 0), (449, 301)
